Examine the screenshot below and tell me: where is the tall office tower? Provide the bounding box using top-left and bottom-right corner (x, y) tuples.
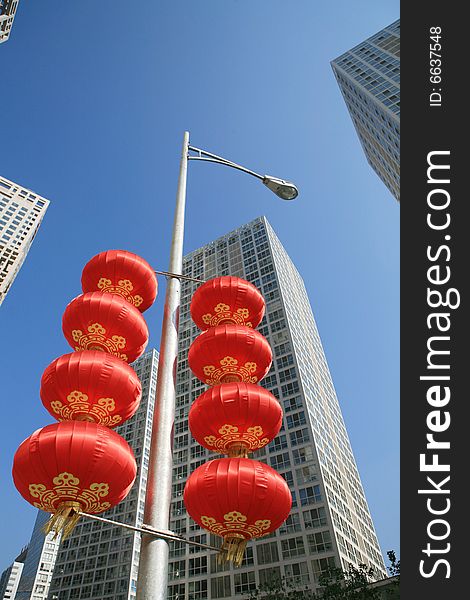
(331, 20), (400, 200)
(47, 349), (158, 600)
(0, 1), (19, 43)
(168, 216), (386, 599)
(15, 512), (61, 600)
(0, 546), (28, 600)
(0, 176), (50, 306)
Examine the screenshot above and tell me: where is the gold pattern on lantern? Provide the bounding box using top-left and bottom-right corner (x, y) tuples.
(50, 390), (122, 426)
(201, 304), (253, 327)
(203, 424), (269, 453)
(70, 323), (128, 361)
(200, 511), (271, 538)
(28, 472), (111, 513)
(202, 356), (259, 385)
(97, 277), (143, 308)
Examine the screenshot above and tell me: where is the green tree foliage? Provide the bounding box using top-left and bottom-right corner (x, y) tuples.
(317, 564), (381, 600)
(246, 576), (316, 600)
(386, 551), (400, 578)
(245, 551), (400, 600)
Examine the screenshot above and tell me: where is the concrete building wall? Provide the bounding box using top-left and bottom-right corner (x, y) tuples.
(0, 1), (20, 43)
(167, 216), (386, 599)
(0, 176), (49, 306)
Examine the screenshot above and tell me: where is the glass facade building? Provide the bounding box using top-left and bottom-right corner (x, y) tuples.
(0, 176), (50, 306)
(48, 349), (159, 600)
(331, 20), (400, 200)
(0, 1), (20, 43)
(15, 511), (61, 600)
(168, 216), (386, 599)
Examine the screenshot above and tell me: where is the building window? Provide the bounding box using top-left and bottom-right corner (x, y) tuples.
(276, 354), (294, 369)
(191, 445), (206, 459)
(279, 512), (302, 534)
(268, 434), (288, 452)
(210, 575), (231, 598)
(269, 452), (290, 470)
(270, 319), (286, 333)
(295, 464), (318, 485)
(285, 561), (310, 586)
(256, 541), (279, 564)
(172, 500), (185, 517)
(281, 536), (306, 559)
(169, 541), (186, 558)
(210, 553), (230, 574)
(240, 545), (255, 567)
(259, 566), (282, 587)
(104, 580), (116, 595)
(299, 485), (322, 506)
(312, 557), (336, 581)
(234, 571), (256, 594)
(274, 341), (292, 357)
(169, 560), (186, 580)
(263, 373), (278, 388)
(172, 518), (187, 535)
(307, 530), (333, 554)
(281, 382), (300, 396)
(188, 579), (207, 598)
(92, 583), (104, 596)
(172, 480), (185, 497)
(286, 411), (307, 428)
(303, 507), (328, 529)
(281, 470), (294, 487)
(169, 583), (185, 599)
(293, 446), (315, 464)
(279, 367), (297, 383)
(290, 428), (310, 446)
(189, 556), (207, 577)
(283, 396), (303, 412)
(188, 535), (206, 553)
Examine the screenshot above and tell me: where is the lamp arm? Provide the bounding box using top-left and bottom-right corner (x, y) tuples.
(188, 145), (264, 180)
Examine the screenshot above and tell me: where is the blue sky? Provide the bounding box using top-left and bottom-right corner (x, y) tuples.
(0, 0), (399, 570)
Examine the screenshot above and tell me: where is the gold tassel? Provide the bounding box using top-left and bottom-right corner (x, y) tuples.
(218, 535), (248, 567)
(43, 502), (82, 540)
(227, 443), (249, 458)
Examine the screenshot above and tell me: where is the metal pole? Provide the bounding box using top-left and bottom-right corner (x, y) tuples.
(136, 131), (189, 600)
(80, 512), (222, 552)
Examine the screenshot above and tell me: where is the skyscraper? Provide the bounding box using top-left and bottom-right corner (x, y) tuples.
(168, 216), (386, 599)
(0, 546), (28, 600)
(15, 511), (61, 600)
(48, 349), (159, 600)
(331, 20), (400, 200)
(0, 1), (19, 43)
(0, 176), (50, 306)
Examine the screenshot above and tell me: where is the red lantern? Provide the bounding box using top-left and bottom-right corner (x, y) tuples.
(40, 351), (142, 427)
(62, 292), (148, 363)
(81, 250), (157, 312)
(184, 458), (292, 565)
(12, 421), (137, 538)
(189, 383), (282, 456)
(188, 324), (272, 386)
(190, 276), (265, 330)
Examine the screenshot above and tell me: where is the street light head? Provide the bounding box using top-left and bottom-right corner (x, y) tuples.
(262, 175), (298, 200)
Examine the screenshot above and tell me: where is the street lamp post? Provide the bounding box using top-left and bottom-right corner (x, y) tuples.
(136, 131), (298, 600)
